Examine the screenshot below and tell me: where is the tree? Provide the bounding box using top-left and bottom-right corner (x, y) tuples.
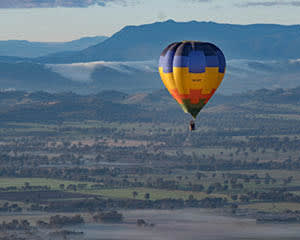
(132, 191), (138, 199)
(188, 194), (194, 201)
(231, 195), (238, 201)
(144, 193), (150, 200)
(93, 211), (123, 223)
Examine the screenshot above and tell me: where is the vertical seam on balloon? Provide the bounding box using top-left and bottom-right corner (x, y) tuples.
(172, 43), (179, 95)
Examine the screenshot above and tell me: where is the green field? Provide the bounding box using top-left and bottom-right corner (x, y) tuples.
(81, 187), (228, 201)
(240, 202), (300, 212)
(0, 177), (227, 201)
(0, 177), (88, 189)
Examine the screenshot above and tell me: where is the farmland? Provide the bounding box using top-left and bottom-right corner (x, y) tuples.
(1, 88), (300, 238)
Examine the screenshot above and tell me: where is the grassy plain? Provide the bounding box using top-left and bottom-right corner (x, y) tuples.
(1, 92), (300, 214)
(0, 177), (227, 201)
(240, 202), (300, 212)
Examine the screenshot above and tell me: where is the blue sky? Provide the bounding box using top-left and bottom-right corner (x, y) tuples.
(1, 0), (300, 42)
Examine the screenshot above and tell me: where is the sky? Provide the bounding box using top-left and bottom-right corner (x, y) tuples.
(0, 0), (300, 42)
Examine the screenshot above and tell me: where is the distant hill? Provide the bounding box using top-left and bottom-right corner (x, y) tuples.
(34, 20), (300, 63)
(1, 59), (300, 94)
(0, 36), (108, 58)
(0, 56), (28, 63)
(1, 87), (300, 124)
(0, 61), (162, 93)
(0, 62), (82, 92)
(1, 20), (300, 94)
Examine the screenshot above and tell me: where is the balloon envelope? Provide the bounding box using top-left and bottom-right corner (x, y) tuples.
(159, 41), (226, 118)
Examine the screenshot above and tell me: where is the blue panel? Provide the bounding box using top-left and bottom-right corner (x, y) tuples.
(160, 42), (180, 56)
(205, 55), (219, 68)
(205, 43), (226, 73)
(159, 41), (226, 74)
(159, 49), (176, 73)
(159, 42), (182, 73)
(216, 49), (226, 73)
(173, 56), (189, 68)
(201, 44), (216, 56)
(159, 56), (165, 68)
(189, 50), (206, 73)
(175, 42), (192, 56)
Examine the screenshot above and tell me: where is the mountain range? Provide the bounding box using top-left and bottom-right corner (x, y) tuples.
(0, 36), (108, 58)
(34, 20), (300, 63)
(1, 20), (300, 93)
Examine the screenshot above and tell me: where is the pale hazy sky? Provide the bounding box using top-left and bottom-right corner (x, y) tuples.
(1, 0), (300, 42)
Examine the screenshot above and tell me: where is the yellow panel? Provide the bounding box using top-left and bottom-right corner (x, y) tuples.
(202, 68), (224, 94)
(217, 72), (225, 91)
(173, 67), (189, 94)
(173, 67), (223, 95)
(158, 67), (177, 93)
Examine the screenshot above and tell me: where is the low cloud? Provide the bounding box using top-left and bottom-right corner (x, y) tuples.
(0, 0), (137, 8)
(238, 0), (300, 7)
(46, 59), (300, 94)
(47, 60), (156, 82)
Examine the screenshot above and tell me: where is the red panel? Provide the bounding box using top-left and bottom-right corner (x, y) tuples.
(170, 89), (216, 105)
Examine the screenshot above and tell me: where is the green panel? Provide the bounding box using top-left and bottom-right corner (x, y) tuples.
(180, 99), (206, 119)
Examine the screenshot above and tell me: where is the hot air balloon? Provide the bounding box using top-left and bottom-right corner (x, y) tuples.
(158, 41), (226, 131)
